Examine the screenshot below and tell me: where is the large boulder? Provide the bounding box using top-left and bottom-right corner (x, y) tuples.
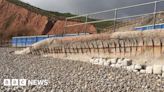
(93, 58), (99, 65)
(162, 73), (164, 77)
(140, 70), (146, 73)
(133, 69), (139, 72)
(110, 64), (116, 67)
(162, 66), (164, 72)
(153, 65), (162, 75)
(117, 58), (123, 64)
(134, 64), (142, 70)
(106, 59), (111, 64)
(127, 65), (135, 71)
(111, 58), (117, 64)
(115, 64), (122, 68)
(103, 61), (110, 66)
(103, 59), (111, 66)
(122, 59), (132, 66)
(89, 58), (95, 63)
(146, 66), (153, 74)
(98, 58), (105, 65)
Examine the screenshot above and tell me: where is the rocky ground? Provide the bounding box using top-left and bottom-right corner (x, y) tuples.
(0, 48), (164, 92)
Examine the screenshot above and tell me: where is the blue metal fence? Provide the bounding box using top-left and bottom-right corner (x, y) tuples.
(135, 23), (164, 31)
(12, 35), (48, 47)
(12, 33), (89, 47)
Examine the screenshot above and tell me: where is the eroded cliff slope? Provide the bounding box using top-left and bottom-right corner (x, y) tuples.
(0, 0), (96, 39)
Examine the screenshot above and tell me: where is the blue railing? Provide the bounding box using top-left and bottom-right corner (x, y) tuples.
(134, 23), (164, 31)
(12, 33), (89, 47)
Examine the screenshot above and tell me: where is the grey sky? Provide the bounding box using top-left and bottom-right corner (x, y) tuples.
(20, 0), (157, 15)
(20, 0), (164, 20)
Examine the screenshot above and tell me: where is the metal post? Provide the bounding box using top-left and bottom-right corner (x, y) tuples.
(25, 37), (27, 47)
(16, 38), (17, 48)
(153, 1), (157, 29)
(36, 36), (37, 42)
(141, 16), (143, 26)
(84, 15), (88, 35)
(114, 8), (118, 32)
(63, 19), (67, 37)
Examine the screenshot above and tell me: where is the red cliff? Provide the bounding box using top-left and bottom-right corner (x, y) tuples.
(0, 0), (97, 39)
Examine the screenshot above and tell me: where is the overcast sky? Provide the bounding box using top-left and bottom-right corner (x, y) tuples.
(20, 0), (164, 19)
(20, 0), (158, 14)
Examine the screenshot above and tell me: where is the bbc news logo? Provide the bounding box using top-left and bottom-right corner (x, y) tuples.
(3, 79), (49, 86)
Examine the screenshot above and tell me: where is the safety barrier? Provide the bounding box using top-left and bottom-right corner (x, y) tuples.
(12, 33), (89, 47)
(64, 0), (164, 33)
(135, 23), (164, 31)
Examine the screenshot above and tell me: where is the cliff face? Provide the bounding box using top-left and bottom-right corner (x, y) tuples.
(0, 0), (96, 39)
(0, 0), (48, 35)
(47, 20), (97, 34)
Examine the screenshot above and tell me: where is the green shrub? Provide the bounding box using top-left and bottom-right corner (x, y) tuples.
(6, 0), (75, 19)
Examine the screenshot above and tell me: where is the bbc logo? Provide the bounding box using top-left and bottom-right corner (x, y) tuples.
(3, 79), (27, 86)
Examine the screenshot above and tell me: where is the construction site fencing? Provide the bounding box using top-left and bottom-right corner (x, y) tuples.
(64, 0), (164, 34)
(11, 34), (88, 48)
